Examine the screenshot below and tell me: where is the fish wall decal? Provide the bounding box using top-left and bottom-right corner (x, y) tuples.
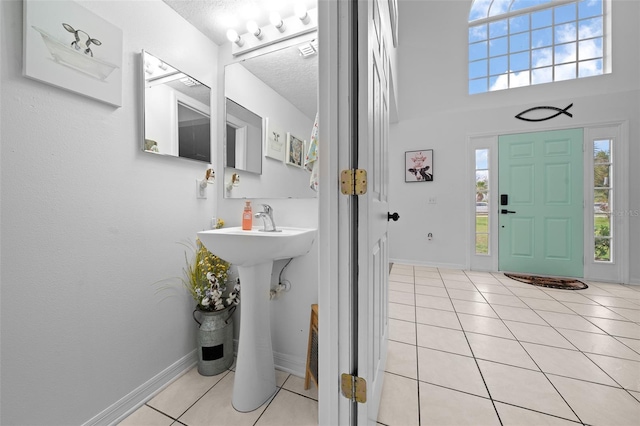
(515, 103), (573, 122)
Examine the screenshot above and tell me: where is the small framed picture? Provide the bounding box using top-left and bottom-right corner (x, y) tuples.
(285, 132), (305, 168)
(405, 149), (433, 182)
(23, 0), (123, 107)
(264, 118), (286, 161)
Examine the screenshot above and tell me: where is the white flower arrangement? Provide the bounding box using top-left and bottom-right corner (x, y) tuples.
(183, 237), (240, 312)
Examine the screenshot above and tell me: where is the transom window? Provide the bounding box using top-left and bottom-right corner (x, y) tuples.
(468, 0), (607, 95)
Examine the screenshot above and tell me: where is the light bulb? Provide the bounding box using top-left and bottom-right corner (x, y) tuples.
(269, 12), (285, 32)
(226, 29), (244, 46)
(295, 4), (308, 21)
(246, 20), (262, 38)
(226, 29), (238, 42)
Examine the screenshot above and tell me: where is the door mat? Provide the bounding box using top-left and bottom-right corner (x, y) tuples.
(504, 273), (588, 290)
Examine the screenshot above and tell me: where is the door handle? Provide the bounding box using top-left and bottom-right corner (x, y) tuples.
(501, 209), (516, 214)
(388, 212), (400, 221)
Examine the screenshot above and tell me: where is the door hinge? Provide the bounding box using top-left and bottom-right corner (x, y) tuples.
(341, 373), (367, 403)
(340, 169), (368, 195)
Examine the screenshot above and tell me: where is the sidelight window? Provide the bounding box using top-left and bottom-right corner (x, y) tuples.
(593, 138), (612, 262)
(475, 149), (490, 255)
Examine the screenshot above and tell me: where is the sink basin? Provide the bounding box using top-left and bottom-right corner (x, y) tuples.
(197, 226), (316, 267)
(196, 226), (316, 412)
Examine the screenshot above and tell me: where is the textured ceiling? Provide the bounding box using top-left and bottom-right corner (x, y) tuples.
(163, 0), (318, 120)
(240, 43), (318, 119)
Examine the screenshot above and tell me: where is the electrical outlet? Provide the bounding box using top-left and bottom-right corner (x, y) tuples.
(428, 196), (437, 204)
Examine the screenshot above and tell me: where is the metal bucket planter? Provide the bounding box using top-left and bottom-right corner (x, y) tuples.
(193, 306), (235, 376)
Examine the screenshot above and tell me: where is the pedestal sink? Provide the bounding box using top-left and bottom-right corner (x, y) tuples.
(196, 226), (316, 412)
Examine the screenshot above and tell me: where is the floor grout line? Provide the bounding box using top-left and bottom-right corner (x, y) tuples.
(454, 269), (505, 426)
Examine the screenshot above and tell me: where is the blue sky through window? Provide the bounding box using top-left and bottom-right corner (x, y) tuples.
(476, 149), (489, 170)
(468, 0), (605, 94)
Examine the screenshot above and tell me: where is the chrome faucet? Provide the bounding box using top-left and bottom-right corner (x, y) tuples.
(255, 204), (278, 232)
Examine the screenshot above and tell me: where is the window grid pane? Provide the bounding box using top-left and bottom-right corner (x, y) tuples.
(578, 38), (602, 61)
(469, 78), (488, 94)
(470, 41), (488, 61)
(531, 66), (553, 84)
(469, 24), (488, 43)
(579, 0), (603, 19)
(469, 0), (605, 94)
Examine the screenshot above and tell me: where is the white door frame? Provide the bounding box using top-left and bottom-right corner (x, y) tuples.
(582, 123), (630, 283)
(318, 1), (392, 423)
(468, 121), (629, 283)
(317, 0), (353, 423)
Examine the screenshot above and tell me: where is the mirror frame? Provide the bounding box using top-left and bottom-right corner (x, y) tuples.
(222, 35), (318, 199)
(141, 50), (212, 164)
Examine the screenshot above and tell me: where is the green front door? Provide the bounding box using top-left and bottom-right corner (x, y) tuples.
(499, 129), (584, 278)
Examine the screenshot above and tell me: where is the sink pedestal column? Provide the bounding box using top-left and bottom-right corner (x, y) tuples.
(232, 262), (276, 412)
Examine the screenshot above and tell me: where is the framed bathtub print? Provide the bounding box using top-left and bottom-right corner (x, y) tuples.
(264, 117), (286, 161)
(405, 149), (433, 182)
(285, 133), (305, 168)
(23, 0), (123, 107)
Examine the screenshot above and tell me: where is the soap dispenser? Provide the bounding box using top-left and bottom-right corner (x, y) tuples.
(242, 201), (253, 230)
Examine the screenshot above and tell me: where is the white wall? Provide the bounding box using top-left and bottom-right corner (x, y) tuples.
(1, 1), (220, 424)
(216, 42), (320, 377)
(389, 0), (640, 283)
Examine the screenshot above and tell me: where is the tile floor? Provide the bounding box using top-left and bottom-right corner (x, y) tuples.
(122, 265), (640, 425)
(120, 367), (318, 426)
(378, 264), (640, 426)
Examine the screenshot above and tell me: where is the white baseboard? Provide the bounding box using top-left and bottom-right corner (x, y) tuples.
(273, 350), (306, 378)
(82, 340), (304, 424)
(82, 350), (197, 426)
(389, 258), (467, 271)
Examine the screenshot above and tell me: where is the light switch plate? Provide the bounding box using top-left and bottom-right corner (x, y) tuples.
(196, 179), (207, 199)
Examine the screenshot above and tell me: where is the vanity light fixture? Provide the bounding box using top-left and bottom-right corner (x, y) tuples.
(226, 29), (244, 47)
(269, 12), (286, 32)
(246, 20), (263, 39)
(230, 7), (318, 57)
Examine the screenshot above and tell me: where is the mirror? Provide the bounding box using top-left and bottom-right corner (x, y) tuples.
(224, 37), (318, 198)
(225, 98), (262, 174)
(142, 50), (211, 163)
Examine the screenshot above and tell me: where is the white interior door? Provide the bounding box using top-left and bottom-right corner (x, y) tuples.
(357, 0), (390, 422)
(318, 1), (390, 423)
